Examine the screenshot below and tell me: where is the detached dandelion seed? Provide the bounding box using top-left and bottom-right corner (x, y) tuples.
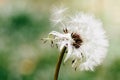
(43, 7), (108, 80)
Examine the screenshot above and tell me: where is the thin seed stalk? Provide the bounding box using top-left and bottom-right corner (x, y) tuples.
(54, 46), (66, 80)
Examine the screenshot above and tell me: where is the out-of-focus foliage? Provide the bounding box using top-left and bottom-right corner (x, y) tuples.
(0, 0), (120, 80)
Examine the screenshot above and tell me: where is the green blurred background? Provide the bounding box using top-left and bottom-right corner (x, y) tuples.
(0, 0), (120, 80)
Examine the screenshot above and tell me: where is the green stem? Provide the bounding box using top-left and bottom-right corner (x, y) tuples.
(54, 46), (66, 80)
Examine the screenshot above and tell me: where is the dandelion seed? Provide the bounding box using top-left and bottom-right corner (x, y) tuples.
(50, 6), (67, 26)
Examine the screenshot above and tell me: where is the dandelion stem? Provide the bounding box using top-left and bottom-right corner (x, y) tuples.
(54, 46), (66, 80)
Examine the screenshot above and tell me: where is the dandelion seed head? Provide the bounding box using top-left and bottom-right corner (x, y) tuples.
(46, 7), (108, 71)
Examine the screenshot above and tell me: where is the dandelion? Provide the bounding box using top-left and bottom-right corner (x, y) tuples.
(43, 7), (108, 80)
